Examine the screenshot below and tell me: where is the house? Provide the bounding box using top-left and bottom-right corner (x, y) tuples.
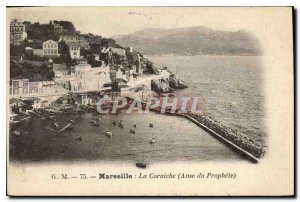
(125, 47), (133, 53)
(10, 76), (30, 95)
(53, 22), (63, 34)
(53, 64), (68, 78)
(25, 47), (33, 56)
(33, 49), (43, 56)
(68, 42), (81, 59)
(110, 47), (126, 57)
(78, 36), (90, 49)
(100, 45), (127, 64)
(10, 19), (27, 45)
(59, 35), (80, 44)
(92, 54), (100, 61)
(74, 59), (91, 75)
(42, 40), (59, 57)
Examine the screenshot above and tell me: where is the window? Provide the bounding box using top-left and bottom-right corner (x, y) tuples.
(74, 52), (77, 55)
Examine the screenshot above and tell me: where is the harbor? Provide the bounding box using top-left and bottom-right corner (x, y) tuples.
(9, 109), (247, 164)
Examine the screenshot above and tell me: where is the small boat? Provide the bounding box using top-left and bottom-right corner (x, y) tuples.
(150, 138), (156, 144)
(133, 124), (137, 128)
(77, 136), (83, 141)
(93, 120), (100, 126)
(70, 119), (75, 123)
(13, 131), (21, 136)
(105, 130), (113, 137)
(149, 123), (153, 128)
(136, 162), (147, 169)
(129, 129), (135, 134)
(112, 121), (116, 126)
(41, 117), (46, 120)
(118, 121), (124, 128)
(53, 122), (59, 129)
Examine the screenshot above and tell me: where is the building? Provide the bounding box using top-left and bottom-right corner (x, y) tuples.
(33, 49), (43, 56)
(53, 23), (63, 34)
(68, 42), (81, 59)
(78, 36), (90, 49)
(59, 35), (80, 44)
(10, 77), (30, 95)
(24, 47), (33, 56)
(53, 63), (69, 78)
(10, 19), (27, 45)
(74, 59), (91, 75)
(125, 47), (133, 53)
(110, 47), (126, 57)
(42, 40), (59, 57)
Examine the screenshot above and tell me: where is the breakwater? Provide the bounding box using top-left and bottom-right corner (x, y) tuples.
(183, 113), (265, 161)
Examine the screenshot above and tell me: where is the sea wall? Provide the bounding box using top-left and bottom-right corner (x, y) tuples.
(188, 113), (266, 159)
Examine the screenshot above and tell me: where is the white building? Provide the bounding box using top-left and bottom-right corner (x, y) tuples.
(68, 42), (81, 59)
(59, 35), (80, 43)
(10, 19), (27, 45)
(74, 60), (91, 75)
(42, 40), (59, 57)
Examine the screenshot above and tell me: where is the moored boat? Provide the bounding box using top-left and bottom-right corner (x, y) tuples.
(136, 162), (147, 169)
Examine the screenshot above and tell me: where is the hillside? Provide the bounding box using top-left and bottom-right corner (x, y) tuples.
(114, 26), (262, 56)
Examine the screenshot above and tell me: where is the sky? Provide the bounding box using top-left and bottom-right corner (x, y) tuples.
(5, 7), (276, 38)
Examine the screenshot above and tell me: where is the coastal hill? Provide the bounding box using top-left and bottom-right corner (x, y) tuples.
(114, 26), (262, 56)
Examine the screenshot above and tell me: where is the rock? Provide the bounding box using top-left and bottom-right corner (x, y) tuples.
(151, 79), (174, 93)
(169, 74), (188, 89)
(143, 61), (160, 75)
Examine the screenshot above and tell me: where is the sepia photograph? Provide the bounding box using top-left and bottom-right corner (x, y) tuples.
(6, 6), (294, 196)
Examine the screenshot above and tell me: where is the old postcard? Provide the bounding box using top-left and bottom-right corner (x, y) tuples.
(6, 7), (294, 196)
